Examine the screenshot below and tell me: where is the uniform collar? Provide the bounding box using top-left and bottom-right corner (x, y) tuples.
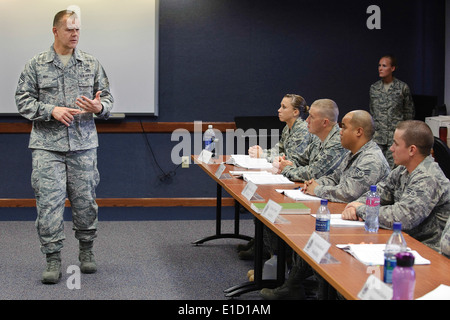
(45, 45), (83, 66)
(321, 123), (340, 146)
(374, 77), (399, 91)
(289, 118), (303, 132)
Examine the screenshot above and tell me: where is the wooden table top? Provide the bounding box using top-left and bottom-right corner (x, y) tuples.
(193, 155), (450, 300)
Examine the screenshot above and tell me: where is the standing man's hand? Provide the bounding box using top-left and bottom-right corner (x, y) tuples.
(52, 106), (82, 127)
(76, 91), (103, 114)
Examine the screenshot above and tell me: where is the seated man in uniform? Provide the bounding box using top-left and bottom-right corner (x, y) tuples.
(275, 99), (347, 181)
(343, 120), (450, 253)
(303, 110), (390, 202)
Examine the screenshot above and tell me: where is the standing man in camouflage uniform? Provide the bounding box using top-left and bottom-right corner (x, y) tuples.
(343, 121), (450, 253)
(248, 94), (315, 162)
(303, 110), (390, 202)
(15, 10), (113, 284)
(276, 99), (346, 181)
(369, 55), (415, 168)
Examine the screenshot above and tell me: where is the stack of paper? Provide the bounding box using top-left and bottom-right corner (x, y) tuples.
(251, 202), (311, 214)
(276, 189), (322, 201)
(417, 285), (450, 300)
(311, 214), (365, 227)
(226, 155), (273, 169)
(336, 244), (431, 266)
(243, 173), (294, 185)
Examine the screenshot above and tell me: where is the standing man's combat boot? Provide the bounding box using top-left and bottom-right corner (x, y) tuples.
(42, 252), (62, 284)
(79, 241), (97, 273)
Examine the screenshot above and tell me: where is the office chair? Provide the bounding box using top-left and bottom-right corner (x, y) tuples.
(432, 137), (450, 179)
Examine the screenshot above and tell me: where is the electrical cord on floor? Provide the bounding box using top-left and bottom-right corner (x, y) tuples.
(139, 119), (181, 181)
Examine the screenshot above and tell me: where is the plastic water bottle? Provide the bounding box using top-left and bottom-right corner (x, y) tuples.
(315, 199), (331, 242)
(392, 252), (416, 300)
(383, 222), (407, 284)
(364, 185), (380, 232)
(203, 125), (216, 153)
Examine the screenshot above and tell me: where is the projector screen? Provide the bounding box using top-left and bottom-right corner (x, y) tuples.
(0, 0), (158, 115)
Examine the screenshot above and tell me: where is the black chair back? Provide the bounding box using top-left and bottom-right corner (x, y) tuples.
(433, 137), (450, 179)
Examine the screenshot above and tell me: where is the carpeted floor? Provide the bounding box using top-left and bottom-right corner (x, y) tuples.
(0, 219), (260, 300)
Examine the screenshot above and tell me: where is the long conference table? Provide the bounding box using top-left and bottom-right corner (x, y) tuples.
(192, 155), (450, 300)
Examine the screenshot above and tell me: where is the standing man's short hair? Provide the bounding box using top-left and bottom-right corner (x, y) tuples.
(53, 10), (77, 27)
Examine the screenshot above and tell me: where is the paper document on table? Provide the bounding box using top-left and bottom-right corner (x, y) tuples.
(243, 173), (294, 185)
(311, 214), (365, 227)
(229, 170), (269, 177)
(336, 244), (431, 266)
(226, 155), (273, 169)
(276, 189), (322, 201)
(417, 285), (450, 300)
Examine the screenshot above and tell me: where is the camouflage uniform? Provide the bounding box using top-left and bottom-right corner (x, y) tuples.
(441, 217), (450, 258)
(262, 118), (316, 162)
(369, 78), (414, 168)
(261, 118), (315, 257)
(356, 156), (450, 252)
(281, 124), (346, 182)
(16, 45), (113, 254)
(314, 140), (390, 203)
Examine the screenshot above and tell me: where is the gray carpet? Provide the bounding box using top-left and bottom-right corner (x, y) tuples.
(0, 219), (260, 300)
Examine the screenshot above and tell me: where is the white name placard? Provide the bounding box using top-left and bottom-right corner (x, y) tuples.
(260, 199), (282, 223)
(304, 232), (331, 263)
(241, 181), (258, 201)
(358, 275), (393, 300)
(198, 150), (212, 164)
(214, 163), (226, 178)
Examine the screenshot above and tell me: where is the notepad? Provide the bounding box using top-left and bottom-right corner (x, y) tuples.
(336, 243), (431, 266)
(311, 214), (365, 227)
(243, 173), (294, 185)
(417, 285), (450, 300)
(276, 189), (323, 201)
(251, 202), (311, 214)
(226, 155), (273, 169)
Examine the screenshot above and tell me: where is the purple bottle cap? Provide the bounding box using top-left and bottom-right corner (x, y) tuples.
(395, 252), (415, 267)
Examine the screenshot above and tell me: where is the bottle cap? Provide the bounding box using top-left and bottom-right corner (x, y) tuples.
(393, 222), (402, 231)
(395, 252), (415, 267)
(370, 185), (377, 192)
(320, 199), (328, 206)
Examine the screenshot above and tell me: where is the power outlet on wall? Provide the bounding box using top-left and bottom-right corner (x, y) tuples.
(181, 156), (190, 168)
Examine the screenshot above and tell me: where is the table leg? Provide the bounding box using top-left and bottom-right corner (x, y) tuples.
(191, 183), (252, 245)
